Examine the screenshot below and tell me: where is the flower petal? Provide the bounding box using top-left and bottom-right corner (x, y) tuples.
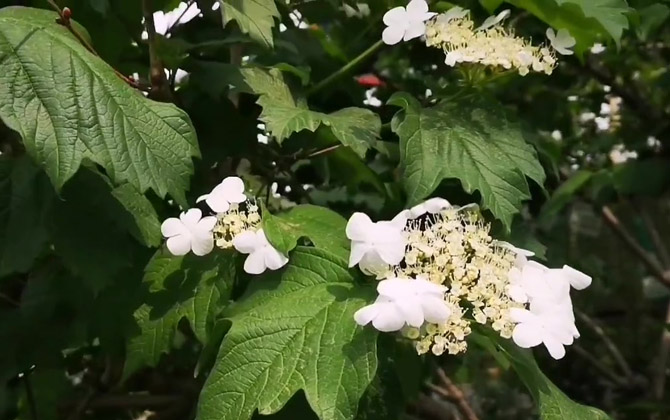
(377, 278), (414, 299)
(510, 307), (536, 324)
(243, 251), (267, 275)
(405, 0), (429, 18)
(512, 323), (543, 348)
(561, 265), (592, 290)
(542, 334), (567, 359)
(166, 235), (192, 256)
(375, 241), (406, 265)
(264, 247), (289, 270)
(219, 176), (247, 203)
(349, 241), (369, 267)
(382, 6), (407, 26)
(161, 217), (186, 238)
(403, 21), (426, 41)
(358, 251), (388, 275)
(421, 296), (451, 324)
(232, 230), (259, 254)
(394, 297), (424, 327)
(354, 303), (381, 326)
(206, 193), (231, 213)
(180, 208), (203, 228)
(382, 26), (405, 45)
(414, 277), (447, 296)
(191, 235), (214, 256)
(371, 302), (406, 332)
(346, 212), (374, 241)
(197, 215), (218, 233)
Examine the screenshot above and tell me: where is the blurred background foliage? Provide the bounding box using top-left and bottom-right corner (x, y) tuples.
(1, 0), (670, 419)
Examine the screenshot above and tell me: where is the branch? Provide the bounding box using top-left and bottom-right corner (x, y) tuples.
(307, 40), (384, 97)
(572, 345), (627, 387)
(653, 303), (670, 400)
(45, 0), (146, 91)
(600, 206), (670, 288)
(428, 369), (479, 420)
(575, 310), (633, 380)
(142, 0), (173, 101)
(23, 374), (39, 420)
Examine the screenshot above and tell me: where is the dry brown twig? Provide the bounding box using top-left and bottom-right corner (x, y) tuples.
(427, 368), (479, 420)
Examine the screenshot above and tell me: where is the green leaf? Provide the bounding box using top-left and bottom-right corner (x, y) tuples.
(197, 247), (378, 420)
(241, 68), (381, 157)
(262, 204), (350, 259)
(612, 158), (670, 196)
(218, 0), (280, 48)
(635, 4), (670, 40)
(389, 93), (545, 229)
(111, 183), (162, 247)
(0, 156), (53, 277)
(476, 330), (612, 420)
(506, 0), (630, 50)
(479, 0), (504, 13)
(539, 170), (593, 226)
(123, 250), (236, 378)
(18, 368), (72, 420)
(0, 7), (199, 203)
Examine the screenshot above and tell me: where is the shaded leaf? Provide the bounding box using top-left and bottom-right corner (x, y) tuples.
(389, 92), (545, 229)
(218, 0), (280, 48)
(124, 250), (236, 378)
(111, 183), (162, 247)
(197, 247), (377, 420)
(0, 7), (199, 203)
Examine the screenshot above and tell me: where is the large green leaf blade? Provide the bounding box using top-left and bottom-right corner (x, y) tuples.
(123, 250), (236, 378)
(0, 7), (199, 202)
(197, 247), (377, 420)
(389, 93), (545, 229)
(218, 0), (280, 48)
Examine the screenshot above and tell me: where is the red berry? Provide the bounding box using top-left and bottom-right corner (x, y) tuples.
(355, 74), (386, 88)
(62, 7), (72, 20)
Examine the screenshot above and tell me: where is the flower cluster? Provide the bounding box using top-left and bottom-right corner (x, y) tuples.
(382, 1), (576, 76)
(160, 177), (288, 274)
(350, 200), (591, 359)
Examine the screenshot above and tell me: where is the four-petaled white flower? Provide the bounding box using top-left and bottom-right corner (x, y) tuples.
(161, 209), (217, 256)
(510, 303), (575, 359)
(382, 0), (436, 45)
(346, 212), (408, 274)
(354, 277), (450, 332)
(197, 176), (247, 213)
(408, 198), (452, 219)
(233, 228), (289, 275)
(546, 28), (576, 56)
(477, 9), (510, 31)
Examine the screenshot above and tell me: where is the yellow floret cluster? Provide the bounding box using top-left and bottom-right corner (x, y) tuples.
(375, 208), (522, 356)
(424, 11), (557, 76)
(213, 201), (261, 249)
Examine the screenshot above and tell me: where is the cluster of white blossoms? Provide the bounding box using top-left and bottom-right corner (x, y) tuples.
(351, 199), (591, 359)
(382, 0), (576, 76)
(160, 177), (288, 274)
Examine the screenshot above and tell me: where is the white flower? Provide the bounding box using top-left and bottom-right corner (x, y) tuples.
(197, 176), (247, 213)
(408, 198), (452, 219)
(510, 302), (575, 359)
(600, 102), (611, 115)
(440, 6), (468, 22)
(551, 130), (563, 141)
(560, 265), (592, 290)
(161, 208), (217, 256)
(382, 0), (436, 45)
(546, 28), (576, 56)
(346, 212), (408, 274)
(233, 229), (289, 274)
(445, 50), (463, 67)
(354, 277), (450, 332)
(591, 43), (606, 54)
(595, 116), (611, 131)
(579, 112), (596, 123)
(477, 9), (510, 31)
(363, 88), (382, 107)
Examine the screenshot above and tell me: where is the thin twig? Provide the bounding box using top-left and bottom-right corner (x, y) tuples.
(228, 44), (244, 107)
(0, 292), (19, 307)
(304, 144), (342, 159)
(575, 310), (633, 379)
(572, 345), (627, 387)
(142, 0), (172, 101)
(600, 206), (670, 288)
(307, 40), (384, 97)
(653, 303), (670, 400)
(637, 203), (670, 268)
(428, 369), (479, 420)
(45, 0), (145, 90)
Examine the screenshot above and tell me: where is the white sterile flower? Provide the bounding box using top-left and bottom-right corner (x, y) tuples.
(354, 277), (450, 332)
(546, 28), (576, 56)
(346, 212), (408, 274)
(408, 198), (452, 219)
(441, 6), (468, 22)
(197, 176), (247, 213)
(591, 43), (606, 54)
(477, 9), (510, 31)
(382, 0), (436, 45)
(510, 302), (575, 359)
(445, 50), (463, 67)
(161, 209), (217, 256)
(595, 116), (611, 131)
(495, 240), (534, 268)
(233, 229), (289, 274)
(560, 265), (592, 290)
